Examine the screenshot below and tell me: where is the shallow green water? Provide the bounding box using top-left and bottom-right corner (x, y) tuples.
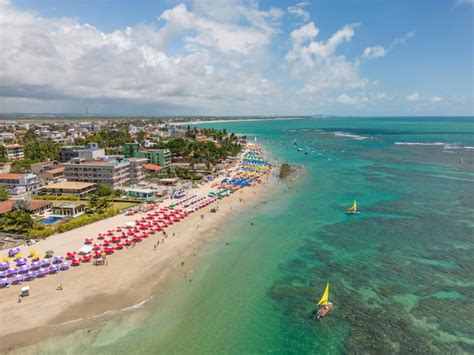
(22, 117), (474, 354)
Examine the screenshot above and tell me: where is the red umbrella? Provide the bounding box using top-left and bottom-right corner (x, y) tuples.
(84, 238), (93, 244)
(82, 255), (92, 262)
(94, 252), (103, 258)
(97, 234), (105, 240)
(115, 243), (124, 250)
(104, 247), (114, 255)
(124, 239), (132, 246)
(71, 258), (81, 266)
(66, 251), (76, 259)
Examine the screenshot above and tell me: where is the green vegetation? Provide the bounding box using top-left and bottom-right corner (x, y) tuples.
(0, 185), (9, 201)
(0, 145), (7, 164)
(87, 194), (112, 214)
(10, 159), (34, 173)
(0, 209), (34, 235)
(95, 185), (114, 197)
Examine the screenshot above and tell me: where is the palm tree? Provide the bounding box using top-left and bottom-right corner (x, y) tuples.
(13, 199), (30, 212)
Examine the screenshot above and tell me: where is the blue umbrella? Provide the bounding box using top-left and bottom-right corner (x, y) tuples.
(41, 259), (51, 267)
(0, 278), (9, 288)
(18, 265), (29, 273)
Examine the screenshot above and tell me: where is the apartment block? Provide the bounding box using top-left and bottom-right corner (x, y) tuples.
(0, 173), (42, 195)
(5, 144), (24, 161)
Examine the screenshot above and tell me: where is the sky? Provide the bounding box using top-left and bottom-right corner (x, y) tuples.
(0, 0), (472, 116)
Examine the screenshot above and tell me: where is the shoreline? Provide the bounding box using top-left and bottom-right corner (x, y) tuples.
(0, 169), (276, 353)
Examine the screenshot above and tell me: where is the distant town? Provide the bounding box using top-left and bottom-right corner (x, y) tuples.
(0, 118), (246, 242)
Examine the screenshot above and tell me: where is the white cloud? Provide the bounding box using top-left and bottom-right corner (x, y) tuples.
(374, 92), (387, 100)
(406, 92), (420, 102)
(430, 96), (442, 103)
(288, 1), (311, 22)
(337, 93), (368, 105)
(363, 30), (415, 60)
(363, 45), (386, 59)
(0, 1), (286, 113)
(286, 21), (367, 94)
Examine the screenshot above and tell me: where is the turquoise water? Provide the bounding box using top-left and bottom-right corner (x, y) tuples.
(21, 117), (474, 353)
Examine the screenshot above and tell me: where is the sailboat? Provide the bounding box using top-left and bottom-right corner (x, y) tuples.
(346, 199), (359, 214)
(316, 282), (333, 320)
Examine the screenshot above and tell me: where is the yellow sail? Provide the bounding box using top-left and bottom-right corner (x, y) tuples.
(317, 283), (330, 306)
(347, 200), (357, 213)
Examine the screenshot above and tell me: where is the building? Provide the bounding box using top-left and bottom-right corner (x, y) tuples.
(59, 142), (104, 162)
(141, 149), (171, 168)
(77, 142), (105, 160)
(59, 145), (83, 162)
(38, 167), (65, 183)
(123, 143), (141, 158)
(0, 199), (52, 216)
(124, 187), (156, 199)
(63, 157), (130, 189)
(122, 144), (171, 168)
(5, 144), (24, 161)
(39, 181), (96, 197)
(128, 157), (148, 184)
(31, 161), (62, 174)
(142, 163), (162, 176)
(0, 173), (42, 195)
(51, 202), (85, 217)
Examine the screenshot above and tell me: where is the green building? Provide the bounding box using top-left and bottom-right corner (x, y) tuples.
(122, 144), (171, 168)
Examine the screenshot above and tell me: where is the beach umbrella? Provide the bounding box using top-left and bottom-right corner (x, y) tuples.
(11, 275), (23, 284)
(94, 252), (103, 258)
(84, 238), (93, 244)
(71, 258), (81, 266)
(1, 256), (9, 262)
(124, 239), (132, 246)
(48, 265), (59, 274)
(115, 243), (124, 250)
(8, 248), (20, 258)
(41, 259), (51, 267)
(53, 256), (64, 264)
(36, 269), (47, 278)
(0, 278), (9, 288)
(7, 268), (18, 277)
(30, 261), (41, 270)
(0, 261), (9, 270)
(104, 247), (114, 255)
(0, 271), (6, 278)
(93, 244), (101, 251)
(45, 250), (54, 258)
(81, 255), (92, 262)
(66, 251), (76, 259)
(60, 263), (70, 271)
(16, 258), (27, 266)
(25, 271), (36, 280)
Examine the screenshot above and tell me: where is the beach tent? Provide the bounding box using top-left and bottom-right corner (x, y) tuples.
(79, 245), (93, 255)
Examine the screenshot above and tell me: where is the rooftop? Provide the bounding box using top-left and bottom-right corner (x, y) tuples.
(0, 173), (24, 180)
(143, 163), (162, 171)
(0, 200), (52, 215)
(44, 181), (95, 190)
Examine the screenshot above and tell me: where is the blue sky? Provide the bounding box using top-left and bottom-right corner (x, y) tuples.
(0, 0), (472, 116)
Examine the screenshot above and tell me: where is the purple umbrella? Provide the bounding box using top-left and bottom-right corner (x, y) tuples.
(6, 268), (18, 277)
(11, 275), (23, 284)
(48, 266), (59, 274)
(0, 271), (6, 278)
(24, 271), (36, 280)
(60, 262), (70, 271)
(36, 269), (47, 278)
(8, 248), (20, 257)
(53, 256), (64, 264)
(16, 258), (27, 266)
(30, 262), (41, 270)
(41, 259), (51, 267)
(0, 262), (9, 271)
(18, 265), (29, 274)
(0, 278), (9, 288)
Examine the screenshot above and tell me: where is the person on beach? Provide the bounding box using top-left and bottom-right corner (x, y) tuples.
(154, 244), (157, 250)
(173, 232), (175, 237)
(181, 261), (184, 267)
(56, 282), (63, 291)
(18, 295), (22, 303)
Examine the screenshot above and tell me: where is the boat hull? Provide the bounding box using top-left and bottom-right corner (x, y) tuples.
(316, 302), (333, 319)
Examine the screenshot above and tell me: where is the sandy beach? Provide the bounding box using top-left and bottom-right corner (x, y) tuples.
(0, 168), (273, 353)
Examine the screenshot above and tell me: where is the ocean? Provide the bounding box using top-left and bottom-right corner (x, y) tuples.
(20, 117), (474, 354)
